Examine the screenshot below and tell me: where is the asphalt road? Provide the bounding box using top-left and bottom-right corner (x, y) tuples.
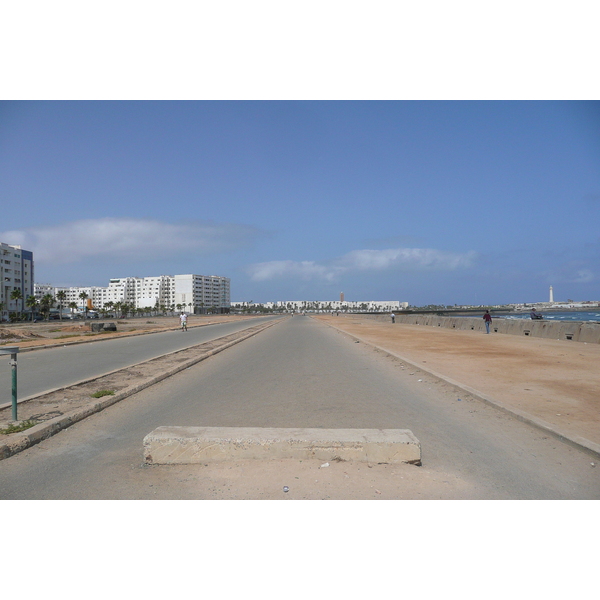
(0, 315), (280, 403)
(1, 315), (598, 499)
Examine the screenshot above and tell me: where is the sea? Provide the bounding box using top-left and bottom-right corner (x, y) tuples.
(497, 310), (600, 323)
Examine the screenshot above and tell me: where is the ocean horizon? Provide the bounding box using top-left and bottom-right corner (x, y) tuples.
(497, 310), (600, 323)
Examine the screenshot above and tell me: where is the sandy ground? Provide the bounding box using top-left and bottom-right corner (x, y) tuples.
(315, 314), (600, 448)
(0, 313), (256, 349)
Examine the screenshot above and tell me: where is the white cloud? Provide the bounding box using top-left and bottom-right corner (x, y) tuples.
(247, 260), (343, 282)
(1, 218), (262, 264)
(339, 248), (477, 271)
(247, 247), (477, 282)
(572, 269), (594, 283)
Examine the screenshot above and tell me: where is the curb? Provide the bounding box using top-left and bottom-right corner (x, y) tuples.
(0, 319), (279, 460)
(320, 319), (600, 459)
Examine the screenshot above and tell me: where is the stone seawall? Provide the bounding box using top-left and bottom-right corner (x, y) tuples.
(354, 313), (600, 344)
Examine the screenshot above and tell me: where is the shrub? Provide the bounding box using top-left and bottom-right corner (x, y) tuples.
(0, 420), (38, 435)
(90, 390), (115, 398)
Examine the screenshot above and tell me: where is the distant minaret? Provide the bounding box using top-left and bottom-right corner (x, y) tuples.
(340, 292), (344, 302)
(549, 286), (554, 303)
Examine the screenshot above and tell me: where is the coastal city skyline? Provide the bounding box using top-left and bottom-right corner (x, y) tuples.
(1, 101), (599, 307)
(2, 5), (597, 591)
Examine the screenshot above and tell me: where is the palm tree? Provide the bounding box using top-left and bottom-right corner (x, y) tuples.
(25, 295), (38, 321)
(56, 290), (67, 321)
(68, 301), (78, 319)
(39, 294), (55, 320)
(79, 291), (89, 318)
(10, 288), (23, 320)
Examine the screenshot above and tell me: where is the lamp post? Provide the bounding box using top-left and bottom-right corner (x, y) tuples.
(0, 346), (19, 421)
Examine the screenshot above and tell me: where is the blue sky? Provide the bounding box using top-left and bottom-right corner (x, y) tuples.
(1, 100), (599, 306)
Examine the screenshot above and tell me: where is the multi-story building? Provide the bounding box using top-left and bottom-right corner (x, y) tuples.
(174, 274), (230, 313)
(231, 299), (408, 312)
(35, 274), (230, 314)
(1, 241), (34, 320)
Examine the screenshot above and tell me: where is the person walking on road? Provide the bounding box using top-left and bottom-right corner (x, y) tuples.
(483, 310), (492, 334)
(391, 312), (395, 323)
(180, 312), (188, 332)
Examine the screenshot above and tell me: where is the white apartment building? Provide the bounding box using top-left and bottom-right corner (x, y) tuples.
(174, 274), (230, 312)
(35, 284), (106, 309)
(105, 276), (174, 309)
(35, 274), (230, 314)
(231, 300), (408, 312)
(1, 241), (34, 320)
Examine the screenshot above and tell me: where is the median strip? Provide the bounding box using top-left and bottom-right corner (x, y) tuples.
(0, 320), (279, 460)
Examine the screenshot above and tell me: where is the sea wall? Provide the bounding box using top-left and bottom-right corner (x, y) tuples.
(355, 313), (600, 344)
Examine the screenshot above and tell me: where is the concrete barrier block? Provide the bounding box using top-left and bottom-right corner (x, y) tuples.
(554, 322), (580, 341)
(577, 322), (600, 343)
(143, 426), (421, 465)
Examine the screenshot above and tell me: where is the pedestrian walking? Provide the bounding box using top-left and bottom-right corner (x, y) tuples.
(483, 310), (492, 334)
(180, 312), (188, 332)
(391, 312), (395, 323)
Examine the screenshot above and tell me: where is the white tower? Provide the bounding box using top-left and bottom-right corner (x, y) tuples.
(549, 286), (554, 303)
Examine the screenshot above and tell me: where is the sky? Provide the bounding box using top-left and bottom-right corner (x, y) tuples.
(1, 3), (599, 308)
(1, 100), (599, 306)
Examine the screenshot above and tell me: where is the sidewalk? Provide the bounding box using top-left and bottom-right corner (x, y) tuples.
(315, 315), (600, 456)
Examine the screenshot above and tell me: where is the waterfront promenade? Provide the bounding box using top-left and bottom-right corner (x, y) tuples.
(3, 312), (598, 455)
(2, 313), (598, 500)
(315, 314), (600, 453)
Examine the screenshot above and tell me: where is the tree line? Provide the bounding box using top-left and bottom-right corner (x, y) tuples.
(1, 290), (218, 322)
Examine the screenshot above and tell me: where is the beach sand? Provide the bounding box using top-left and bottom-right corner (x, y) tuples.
(315, 314), (600, 449)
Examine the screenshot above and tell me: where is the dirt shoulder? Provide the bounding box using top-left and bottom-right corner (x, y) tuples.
(314, 314), (600, 451)
(0, 314), (261, 351)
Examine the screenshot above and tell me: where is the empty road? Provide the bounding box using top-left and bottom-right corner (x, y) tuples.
(0, 315), (280, 402)
(1, 315), (598, 499)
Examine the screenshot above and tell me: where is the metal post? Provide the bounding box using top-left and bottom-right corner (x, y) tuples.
(1, 347), (19, 421)
(11, 351), (18, 421)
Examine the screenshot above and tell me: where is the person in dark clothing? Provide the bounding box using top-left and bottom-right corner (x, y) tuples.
(483, 310), (492, 334)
